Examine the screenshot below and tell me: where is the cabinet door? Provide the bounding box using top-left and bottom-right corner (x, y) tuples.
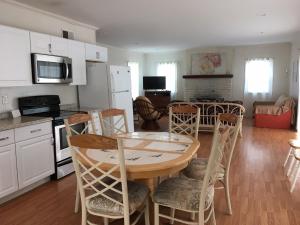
(0, 144), (18, 198)
(50, 36), (69, 57)
(30, 32), (51, 54)
(85, 43), (108, 62)
(0, 25), (31, 86)
(69, 40), (87, 85)
(16, 134), (54, 189)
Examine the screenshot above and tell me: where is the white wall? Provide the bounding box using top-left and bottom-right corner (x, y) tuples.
(289, 32), (300, 130)
(144, 50), (187, 99)
(145, 43), (291, 116)
(233, 43), (291, 101)
(0, 1), (96, 43)
(233, 43), (291, 117)
(289, 32), (300, 99)
(0, 1), (97, 113)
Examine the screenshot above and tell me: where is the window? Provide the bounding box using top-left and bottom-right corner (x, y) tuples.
(244, 58), (273, 95)
(157, 62), (177, 96)
(128, 62), (140, 99)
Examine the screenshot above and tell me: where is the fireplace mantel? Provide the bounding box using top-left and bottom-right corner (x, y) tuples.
(183, 74), (233, 79)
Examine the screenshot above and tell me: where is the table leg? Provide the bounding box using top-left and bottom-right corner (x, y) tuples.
(137, 178), (156, 192)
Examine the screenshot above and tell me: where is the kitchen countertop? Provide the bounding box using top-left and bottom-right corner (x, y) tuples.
(0, 116), (53, 132)
(60, 104), (103, 113)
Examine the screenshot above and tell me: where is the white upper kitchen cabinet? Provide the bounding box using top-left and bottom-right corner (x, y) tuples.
(50, 36), (69, 57)
(0, 25), (31, 86)
(85, 43), (108, 62)
(30, 32), (51, 54)
(30, 32), (68, 57)
(68, 40), (87, 85)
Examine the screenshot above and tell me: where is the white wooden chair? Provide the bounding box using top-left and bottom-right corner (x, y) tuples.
(97, 108), (129, 136)
(152, 122), (230, 225)
(284, 139), (300, 174)
(64, 113), (94, 214)
(68, 134), (150, 225)
(181, 113), (242, 215)
(284, 139), (300, 192)
(289, 151), (300, 192)
(169, 103), (201, 139)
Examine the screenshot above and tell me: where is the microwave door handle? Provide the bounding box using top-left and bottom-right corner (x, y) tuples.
(64, 61), (69, 80)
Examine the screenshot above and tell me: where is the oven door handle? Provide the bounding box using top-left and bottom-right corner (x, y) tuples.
(57, 157), (72, 167)
(54, 124), (66, 154)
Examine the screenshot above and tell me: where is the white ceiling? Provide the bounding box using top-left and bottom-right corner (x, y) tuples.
(14, 0), (300, 52)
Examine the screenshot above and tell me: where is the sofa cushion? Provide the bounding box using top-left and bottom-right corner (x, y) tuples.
(275, 95), (288, 107)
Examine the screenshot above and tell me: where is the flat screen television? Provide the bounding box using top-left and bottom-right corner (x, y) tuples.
(143, 76), (166, 90)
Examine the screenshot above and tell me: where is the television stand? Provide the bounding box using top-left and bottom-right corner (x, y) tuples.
(144, 90), (171, 112)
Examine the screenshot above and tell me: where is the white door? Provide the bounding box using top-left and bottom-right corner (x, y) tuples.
(0, 25), (31, 86)
(110, 66), (131, 92)
(0, 144), (18, 198)
(16, 134), (54, 189)
(111, 91), (134, 132)
(51, 36), (69, 57)
(30, 32), (51, 54)
(69, 40), (86, 85)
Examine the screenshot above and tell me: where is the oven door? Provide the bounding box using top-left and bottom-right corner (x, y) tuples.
(54, 123), (85, 163)
(32, 54), (72, 84)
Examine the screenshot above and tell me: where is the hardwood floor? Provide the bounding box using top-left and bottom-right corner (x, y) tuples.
(1, 118), (300, 225)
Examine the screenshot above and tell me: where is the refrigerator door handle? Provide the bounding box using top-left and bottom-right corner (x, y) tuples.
(113, 90), (130, 93)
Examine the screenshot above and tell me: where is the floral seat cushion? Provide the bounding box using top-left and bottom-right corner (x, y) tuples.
(152, 177), (214, 211)
(87, 180), (149, 216)
(181, 158), (225, 180)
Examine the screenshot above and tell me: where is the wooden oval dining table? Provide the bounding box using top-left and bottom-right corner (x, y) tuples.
(69, 131), (200, 191)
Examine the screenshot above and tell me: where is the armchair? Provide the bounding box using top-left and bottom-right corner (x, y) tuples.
(253, 95), (295, 129)
(134, 96), (164, 130)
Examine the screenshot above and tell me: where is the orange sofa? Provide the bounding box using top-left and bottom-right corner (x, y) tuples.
(253, 95), (295, 129)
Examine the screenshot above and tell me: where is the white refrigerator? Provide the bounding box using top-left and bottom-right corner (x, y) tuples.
(78, 63), (134, 132)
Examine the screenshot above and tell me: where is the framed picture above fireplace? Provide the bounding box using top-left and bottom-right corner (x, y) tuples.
(191, 53), (227, 75)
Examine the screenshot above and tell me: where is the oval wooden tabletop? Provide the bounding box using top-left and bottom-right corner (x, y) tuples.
(69, 132), (200, 180)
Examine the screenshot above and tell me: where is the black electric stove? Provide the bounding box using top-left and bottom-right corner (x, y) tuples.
(18, 95), (85, 179)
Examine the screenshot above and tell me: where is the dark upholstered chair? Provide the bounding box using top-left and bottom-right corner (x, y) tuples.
(134, 96), (164, 130)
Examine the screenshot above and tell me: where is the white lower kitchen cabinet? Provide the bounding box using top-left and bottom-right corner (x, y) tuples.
(0, 144), (18, 198)
(16, 134), (54, 189)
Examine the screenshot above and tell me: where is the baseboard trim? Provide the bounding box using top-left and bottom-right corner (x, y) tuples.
(0, 177), (50, 205)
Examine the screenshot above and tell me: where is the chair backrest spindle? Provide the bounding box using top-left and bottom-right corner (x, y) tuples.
(169, 103), (200, 139)
(97, 108), (129, 136)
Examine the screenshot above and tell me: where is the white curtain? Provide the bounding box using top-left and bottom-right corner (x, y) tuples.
(128, 62), (140, 99)
(244, 58), (273, 96)
(157, 62), (177, 98)
(244, 58), (274, 117)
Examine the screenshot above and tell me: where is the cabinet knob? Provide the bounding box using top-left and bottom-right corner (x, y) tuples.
(48, 43), (52, 53)
(0, 137), (9, 141)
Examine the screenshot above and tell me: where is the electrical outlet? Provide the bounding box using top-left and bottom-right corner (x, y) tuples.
(2, 95), (8, 105)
